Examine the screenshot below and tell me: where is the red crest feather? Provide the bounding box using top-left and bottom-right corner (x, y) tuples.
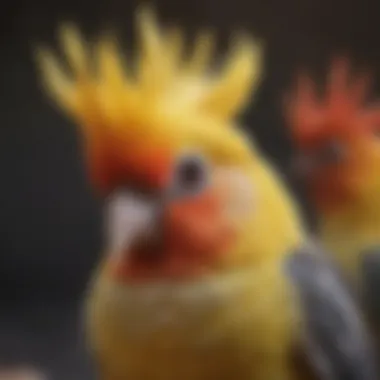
(285, 57), (380, 148)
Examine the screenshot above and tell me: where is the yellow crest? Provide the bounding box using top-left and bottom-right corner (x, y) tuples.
(36, 6), (261, 126)
(34, 6), (262, 190)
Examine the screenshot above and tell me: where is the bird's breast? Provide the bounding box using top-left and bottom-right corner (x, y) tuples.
(86, 262), (300, 380)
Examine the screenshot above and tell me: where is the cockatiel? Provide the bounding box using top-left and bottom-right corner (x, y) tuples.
(285, 58), (380, 331)
(36, 9), (377, 380)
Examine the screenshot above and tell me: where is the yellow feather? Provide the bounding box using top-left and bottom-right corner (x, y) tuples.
(35, 7), (263, 165)
(186, 30), (215, 76)
(87, 258), (303, 380)
(135, 6), (169, 98)
(35, 11), (315, 380)
(34, 47), (78, 114)
(59, 23), (88, 78)
(96, 35), (127, 87)
(95, 35), (137, 126)
(164, 26), (184, 70)
(199, 35), (262, 120)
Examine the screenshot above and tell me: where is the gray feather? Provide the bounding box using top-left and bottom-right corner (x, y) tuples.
(285, 244), (378, 380)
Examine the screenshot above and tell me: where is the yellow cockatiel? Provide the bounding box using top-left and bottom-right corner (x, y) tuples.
(36, 8), (377, 380)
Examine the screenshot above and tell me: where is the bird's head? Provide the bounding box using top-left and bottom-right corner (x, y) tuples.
(286, 58), (380, 215)
(36, 7), (302, 283)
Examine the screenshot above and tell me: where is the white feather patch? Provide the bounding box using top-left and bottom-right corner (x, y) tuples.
(105, 191), (158, 255)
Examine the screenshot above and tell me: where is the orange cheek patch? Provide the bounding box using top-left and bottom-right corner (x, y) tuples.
(164, 190), (236, 258)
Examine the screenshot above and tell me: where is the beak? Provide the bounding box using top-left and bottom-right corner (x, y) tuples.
(105, 189), (163, 257)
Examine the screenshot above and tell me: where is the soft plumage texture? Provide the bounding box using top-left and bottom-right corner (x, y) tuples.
(87, 259), (307, 380)
(35, 7), (338, 380)
(34, 5), (304, 264)
(286, 57), (380, 149)
(35, 6), (263, 192)
(85, 159), (309, 380)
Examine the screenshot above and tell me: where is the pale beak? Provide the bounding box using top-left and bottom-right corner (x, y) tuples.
(105, 190), (162, 256)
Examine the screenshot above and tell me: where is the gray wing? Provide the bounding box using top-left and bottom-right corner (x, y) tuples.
(285, 244), (378, 380)
(361, 245), (380, 319)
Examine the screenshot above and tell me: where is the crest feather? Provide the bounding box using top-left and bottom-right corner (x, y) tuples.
(163, 26), (184, 72)
(285, 57), (380, 147)
(135, 7), (169, 97)
(35, 47), (77, 113)
(185, 30), (215, 75)
(59, 24), (88, 78)
(35, 6), (262, 180)
(199, 35), (262, 121)
(36, 6), (262, 123)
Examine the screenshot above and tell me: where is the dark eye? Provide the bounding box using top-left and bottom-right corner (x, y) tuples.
(169, 153), (209, 198)
(317, 141), (345, 165)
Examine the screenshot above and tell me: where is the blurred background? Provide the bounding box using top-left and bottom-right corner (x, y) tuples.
(1, 0), (380, 378)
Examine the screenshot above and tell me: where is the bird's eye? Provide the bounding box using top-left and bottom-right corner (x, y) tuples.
(317, 141), (345, 165)
(169, 153), (210, 198)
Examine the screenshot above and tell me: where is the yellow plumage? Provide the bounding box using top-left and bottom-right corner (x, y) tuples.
(35, 7), (376, 380)
(87, 261), (303, 380)
(35, 7), (262, 163)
